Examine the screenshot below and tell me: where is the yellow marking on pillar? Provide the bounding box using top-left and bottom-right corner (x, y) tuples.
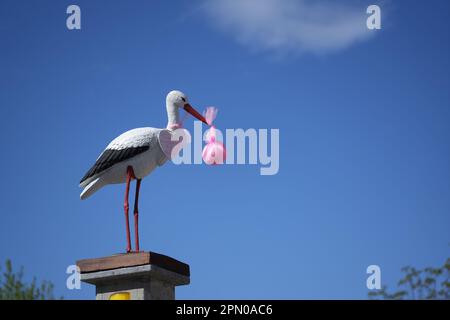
(109, 292), (130, 300)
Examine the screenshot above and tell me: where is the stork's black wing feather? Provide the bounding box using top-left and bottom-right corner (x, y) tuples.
(80, 146), (149, 184)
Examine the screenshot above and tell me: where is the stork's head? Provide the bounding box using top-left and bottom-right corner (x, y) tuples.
(166, 90), (207, 124)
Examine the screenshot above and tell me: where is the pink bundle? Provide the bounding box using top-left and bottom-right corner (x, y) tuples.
(202, 107), (226, 165)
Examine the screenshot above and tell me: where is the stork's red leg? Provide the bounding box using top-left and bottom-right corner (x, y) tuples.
(124, 166), (134, 253)
(133, 178), (141, 252)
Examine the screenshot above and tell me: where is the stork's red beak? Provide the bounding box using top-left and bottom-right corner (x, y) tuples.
(184, 103), (208, 125)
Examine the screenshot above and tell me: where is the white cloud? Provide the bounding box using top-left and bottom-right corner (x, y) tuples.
(201, 0), (373, 55)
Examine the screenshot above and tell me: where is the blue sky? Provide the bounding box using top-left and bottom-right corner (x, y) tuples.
(0, 0), (449, 299)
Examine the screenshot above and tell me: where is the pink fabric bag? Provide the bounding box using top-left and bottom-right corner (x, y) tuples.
(202, 107), (226, 165)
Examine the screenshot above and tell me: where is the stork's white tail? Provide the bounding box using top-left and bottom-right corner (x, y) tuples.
(80, 177), (104, 200)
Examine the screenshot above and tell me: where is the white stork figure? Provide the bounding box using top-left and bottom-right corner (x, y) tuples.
(79, 90), (207, 253)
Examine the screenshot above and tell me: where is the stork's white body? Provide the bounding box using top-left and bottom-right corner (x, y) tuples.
(103, 128), (168, 181)
(79, 127), (169, 199)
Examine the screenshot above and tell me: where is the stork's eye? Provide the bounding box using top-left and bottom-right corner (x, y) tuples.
(181, 97), (186, 102)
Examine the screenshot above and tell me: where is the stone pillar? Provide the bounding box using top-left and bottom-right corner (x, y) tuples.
(76, 252), (190, 300)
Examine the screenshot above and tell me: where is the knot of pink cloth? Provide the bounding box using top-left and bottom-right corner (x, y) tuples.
(168, 123), (182, 130)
